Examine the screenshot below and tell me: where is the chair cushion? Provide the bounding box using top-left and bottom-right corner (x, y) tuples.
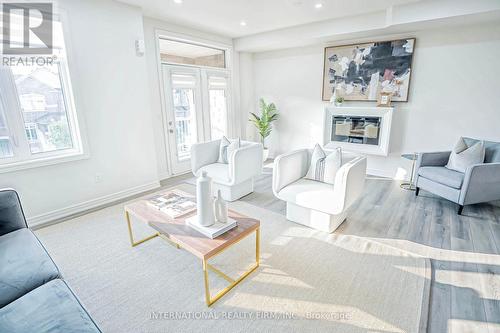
(304, 144), (341, 185)
(0, 229), (60, 307)
(0, 279), (101, 333)
(418, 166), (465, 189)
(218, 136), (240, 164)
(278, 178), (340, 215)
(445, 138), (485, 173)
(463, 137), (500, 163)
(196, 163), (230, 184)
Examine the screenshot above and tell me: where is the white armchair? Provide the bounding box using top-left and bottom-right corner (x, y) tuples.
(273, 149), (366, 232)
(191, 139), (263, 201)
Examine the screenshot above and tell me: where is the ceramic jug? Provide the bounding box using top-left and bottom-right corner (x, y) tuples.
(196, 171), (215, 227)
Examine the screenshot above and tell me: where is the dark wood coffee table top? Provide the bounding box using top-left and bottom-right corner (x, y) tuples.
(124, 190), (260, 260)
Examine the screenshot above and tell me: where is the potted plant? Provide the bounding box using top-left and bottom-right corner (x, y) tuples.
(334, 96), (344, 106)
(249, 98), (279, 161)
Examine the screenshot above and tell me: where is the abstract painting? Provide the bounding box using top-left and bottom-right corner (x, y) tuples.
(322, 38), (415, 102)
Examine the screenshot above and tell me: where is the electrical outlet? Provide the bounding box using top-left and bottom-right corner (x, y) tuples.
(94, 173), (103, 183)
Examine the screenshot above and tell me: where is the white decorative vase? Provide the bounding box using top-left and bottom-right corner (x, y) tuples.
(196, 171), (215, 227)
(263, 148), (269, 162)
(213, 190), (228, 223)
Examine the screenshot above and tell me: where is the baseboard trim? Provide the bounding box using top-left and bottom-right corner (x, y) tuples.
(27, 181), (161, 228)
(366, 168), (394, 179)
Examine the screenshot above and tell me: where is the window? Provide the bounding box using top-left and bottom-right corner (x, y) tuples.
(207, 75), (229, 140)
(0, 16), (83, 170)
(159, 39), (225, 68)
(25, 123), (38, 141)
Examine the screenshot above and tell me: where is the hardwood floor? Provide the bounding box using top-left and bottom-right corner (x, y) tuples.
(229, 168), (500, 333)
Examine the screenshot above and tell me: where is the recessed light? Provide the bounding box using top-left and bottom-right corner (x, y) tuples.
(173, 0), (183, 4)
(314, 3), (323, 9)
(240, 20), (247, 26)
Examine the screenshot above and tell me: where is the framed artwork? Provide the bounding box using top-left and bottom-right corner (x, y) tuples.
(322, 38), (415, 102)
(377, 92), (392, 107)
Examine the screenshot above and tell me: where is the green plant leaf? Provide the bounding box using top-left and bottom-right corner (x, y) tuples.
(251, 98), (280, 140)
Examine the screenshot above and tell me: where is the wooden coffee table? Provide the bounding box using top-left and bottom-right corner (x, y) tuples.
(124, 189), (260, 306)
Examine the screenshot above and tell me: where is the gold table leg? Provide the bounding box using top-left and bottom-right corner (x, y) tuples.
(125, 211), (159, 247)
(202, 227), (260, 306)
(126, 211), (181, 248)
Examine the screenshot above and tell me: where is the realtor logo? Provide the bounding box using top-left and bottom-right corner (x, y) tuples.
(2, 2), (53, 54)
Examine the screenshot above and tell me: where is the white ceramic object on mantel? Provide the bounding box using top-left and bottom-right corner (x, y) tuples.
(213, 190), (228, 223)
(196, 171), (215, 227)
(263, 148), (269, 162)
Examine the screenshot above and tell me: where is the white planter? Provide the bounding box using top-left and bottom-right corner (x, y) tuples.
(263, 148), (269, 162)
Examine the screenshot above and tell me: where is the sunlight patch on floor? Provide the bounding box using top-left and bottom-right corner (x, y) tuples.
(448, 319), (493, 333)
(224, 293), (406, 333)
(252, 269), (314, 289)
(365, 238), (500, 265)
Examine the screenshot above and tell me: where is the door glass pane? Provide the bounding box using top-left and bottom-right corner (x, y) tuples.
(10, 63), (73, 154)
(208, 75), (228, 140)
(172, 88), (197, 161)
(209, 89), (227, 140)
(159, 39), (225, 68)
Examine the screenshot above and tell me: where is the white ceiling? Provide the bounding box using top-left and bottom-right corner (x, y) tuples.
(116, 0), (420, 38)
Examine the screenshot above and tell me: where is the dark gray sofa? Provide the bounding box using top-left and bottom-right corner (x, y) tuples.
(0, 189), (101, 333)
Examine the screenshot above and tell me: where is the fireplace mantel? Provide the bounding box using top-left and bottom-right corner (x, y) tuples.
(323, 106), (393, 156)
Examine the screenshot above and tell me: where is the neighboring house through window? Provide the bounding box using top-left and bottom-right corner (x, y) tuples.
(0, 13), (84, 171)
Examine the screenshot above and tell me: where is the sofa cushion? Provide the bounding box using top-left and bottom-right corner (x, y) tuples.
(196, 163), (230, 184)
(418, 166), (465, 189)
(0, 279), (101, 333)
(0, 229), (60, 307)
(0, 189), (28, 237)
(278, 178), (341, 215)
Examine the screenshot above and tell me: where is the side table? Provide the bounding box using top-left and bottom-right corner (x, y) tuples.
(401, 153), (418, 191)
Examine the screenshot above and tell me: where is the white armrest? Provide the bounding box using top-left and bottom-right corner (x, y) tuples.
(272, 149), (309, 196)
(190, 140), (220, 175)
(332, 156), (367, 213)
(229, 142), (263, 184)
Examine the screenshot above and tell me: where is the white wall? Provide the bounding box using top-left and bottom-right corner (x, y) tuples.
(248, 22), (500, 178)
(238, 52), (256, 140)
(0, 0), (160, 225)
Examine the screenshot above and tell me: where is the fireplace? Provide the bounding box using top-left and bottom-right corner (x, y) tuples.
(331, 116), (381, 146)
(324, 106), (393, 156)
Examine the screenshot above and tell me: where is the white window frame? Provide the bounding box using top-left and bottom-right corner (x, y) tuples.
(0, 11), (88, 173)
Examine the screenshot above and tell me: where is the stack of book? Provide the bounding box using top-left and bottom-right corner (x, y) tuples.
(186, 216), (237, 239)
(147, 190), (196, 219)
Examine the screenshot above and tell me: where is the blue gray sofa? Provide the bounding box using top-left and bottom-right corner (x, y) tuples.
(415, 137), (500, 214)
(0, 189), (101, 333)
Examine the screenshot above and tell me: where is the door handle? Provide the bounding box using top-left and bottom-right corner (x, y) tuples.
(169, 129), (174, 133)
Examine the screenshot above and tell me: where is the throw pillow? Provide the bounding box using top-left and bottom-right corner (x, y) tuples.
(446, 137), (485, 173)
(305, 144), (342, 185)
(218, 136), (240, 164)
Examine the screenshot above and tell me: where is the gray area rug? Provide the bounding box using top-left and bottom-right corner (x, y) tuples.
(36, 183), (430, 333)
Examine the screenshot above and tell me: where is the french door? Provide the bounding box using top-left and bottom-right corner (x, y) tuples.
(162, 64), (231, 175)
